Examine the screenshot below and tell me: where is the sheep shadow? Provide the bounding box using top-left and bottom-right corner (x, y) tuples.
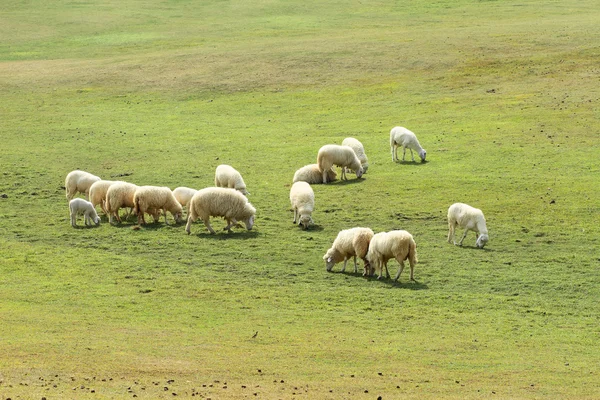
(330, 270), (429, 290)
(190, 230), (261, 240)
(329, 178), (365, 186)
(291, 224), (324, 232)
(71, 224), (101, 230)
(393, 160), (428, 166)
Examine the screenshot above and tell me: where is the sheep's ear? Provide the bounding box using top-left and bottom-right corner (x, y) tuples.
(327, 257), (333, 263)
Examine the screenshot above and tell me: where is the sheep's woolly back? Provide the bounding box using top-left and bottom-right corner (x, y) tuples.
(173, 187), (198, 207)
(293, 164), (337, 184)
(65, 170), (101, 200)
(324, 227), (374, 263)
(214, 164), (249, 195)
(447, 203), (487, 233)
(105, 182), (138, 213)
(390, 127), (423, 150)
(341, 138), (369, 171)
(317, 144), (362, 173)
(88, 180), (118, 209)
(289, 181), (315, 214)
(367, 230), (418, 265)
(133, 186), (183, 215)
(188, 187), (256, 221)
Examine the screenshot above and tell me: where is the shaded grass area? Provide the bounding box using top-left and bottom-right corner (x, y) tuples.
(1, 0), (599, 399)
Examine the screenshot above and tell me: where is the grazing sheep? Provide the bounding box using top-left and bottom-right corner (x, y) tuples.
(69, 198), (100, 228)
(88, 180), (119, 216)
(366, 230), (418, 281)
(65, 170), (101, 200)
(186, 187), (256, 235)
(390, 126), (427, 162)
(133, 186), (183, 225)
(447, 202), (489, 248)
(105, 181), (139, 224)
(292, 164), (337, 184)
(324, 227), (374, 275)
(341, 137), (369, 173)
(214, 164), (249, 195)
(317, 144), (364, 183)
(289, 181), (315, 230)
(173, 187), (198, 208)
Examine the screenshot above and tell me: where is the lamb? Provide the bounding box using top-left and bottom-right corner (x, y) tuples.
(390, 126), (427, 162)
(185, 187), (256, 235)
(88, 180), (119, 216)
(447, 202), (489, 248)
(341, 137), (369, 173)
(133, 186), (183, 225)
(214, 164), (249, 195)
(324, 227), (374, 275)
(289, 181), (314, 230)
(105, 181), (139, 224)
(69, 198), (100, 228)
(317, 144), (364, 183)
(366, 230), (418, 281)
(292, 164), (337, 184)
(172, 187), (198, 208)
(65, 170), (101, 200)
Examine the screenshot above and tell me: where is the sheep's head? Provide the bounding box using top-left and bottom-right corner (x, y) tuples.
(476, 233), (489, 248)
(323, 249), (338, 271)
(355, 166), (364, 179)
(419, 149), (427, 162)
(244, 215), (255, 231)
(298, 214), (313, 230)
(93, 213), (100, 226)
(173, 211), (183, 224)
(238, 187), (250, 196)
(362, 163), (369, 174)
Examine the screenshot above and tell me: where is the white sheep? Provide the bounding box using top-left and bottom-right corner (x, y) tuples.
(69, 198), (100, 228)
(366, 230), (418, 281)
(292, 164), (337, 184)
(88, 180), (119, 216)
(341, 137), (369, 173)
(390, 126), (427, 163)
(447, 202), (489, 248)
(133, 186), (183, 225)
(65, 170), (101, 200)
(289, 181), (315, 230)
(185, 187), (256, 235)
(105, 181), (139, 224)
(317, 144), (364, 183)
(173, 187), (198, 208)
(214, 164), (249, 195)
(324, 227), (374, 275)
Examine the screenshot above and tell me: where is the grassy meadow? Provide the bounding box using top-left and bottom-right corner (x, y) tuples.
(1, 0), (599, 398)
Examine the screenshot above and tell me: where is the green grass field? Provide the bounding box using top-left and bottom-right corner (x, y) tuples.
(1, 0), (599, 398)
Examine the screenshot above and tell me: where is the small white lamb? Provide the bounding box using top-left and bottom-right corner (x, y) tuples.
(341, 137), (369, 173)
(65, 170), (101, 200)
(105, 181), (139, 224)
(289, 181), (315, 230)
(292, 164), (337, 184)
(390, 126), (427, 162)
(186, 187), (256, 235)
(447, 203), (489, 248)
(133, 186), (183, 225)
(323, 227), (374, 275)
(69, 198), (100, 228)
(317, 144), (364, 183)
(215, 164), (249, 195)
(366, 230), (418, 281)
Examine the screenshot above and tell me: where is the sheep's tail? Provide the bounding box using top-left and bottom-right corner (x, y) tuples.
(408, 238), (418, 266)
(133, 195), (141, 215)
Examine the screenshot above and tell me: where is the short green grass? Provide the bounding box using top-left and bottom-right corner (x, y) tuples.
(1, 0), (599, 398)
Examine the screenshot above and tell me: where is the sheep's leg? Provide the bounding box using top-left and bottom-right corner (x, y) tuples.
(394, 260), (405, 282)
(410, 148), (415, 162)
(223, 218), (238, 232)
(448, 222), (455, 244)
(392, 144), (396, 162)
(292, 208), (298, 224)
(458, 229), (469, 246)
(163, 209), (169, 225)
(341, 258), (347, 272)
(70, 211), (76, 227)
(353, 255), (358, 274)
(84, 213), (90, 226)
(203, 218), (216, 234)
(377, 260), (385, 279)
(322, 170), (328, 184)
(185, 216), (194, 234)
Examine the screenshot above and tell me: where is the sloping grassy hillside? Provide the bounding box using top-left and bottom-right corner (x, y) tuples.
(1, 1), (598, 399)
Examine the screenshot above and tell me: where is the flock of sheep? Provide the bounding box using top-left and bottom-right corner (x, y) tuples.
(66, 126), (489, 282)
